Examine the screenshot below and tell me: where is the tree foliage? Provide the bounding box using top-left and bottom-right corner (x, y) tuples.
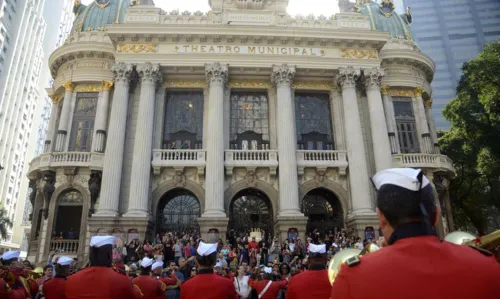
(0, 206), (13, 240)
(439, 40), (500, 234)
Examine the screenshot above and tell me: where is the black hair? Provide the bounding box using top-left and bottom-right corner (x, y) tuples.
(89, 244), (113, 267)
(376, 184), (436, 228)
(140, 266), (152, 275)
(43, 265), (52, 272)
(309, 252), (327, 264)
(195, 252), (217, 267)
(55, 264), (70, 277)
(279, 264), (291, 275)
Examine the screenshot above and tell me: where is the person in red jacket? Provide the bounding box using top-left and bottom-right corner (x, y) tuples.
(1, 251), (31, 299)
(43, 256), (72, 299)
(331, 168), (500, 299)
(151, 260), (178, 297)
(248, 267), (287, 299)
(132, 258), (166, 299)
(181, 241), (237, 299)
(65, 235), (136, 299)
(286, 243), (330, 299)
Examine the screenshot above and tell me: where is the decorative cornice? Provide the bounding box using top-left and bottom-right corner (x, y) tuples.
(111, 62), (134, 84)
(335, 66), (360, 89)
(74, 84), (102, 93)
(271, 64), (296, 87)
(164, 79), (207, 88)
(137, 62), (162, 85)
(380, 85), (390, 95)
(414, 86), (425, 97)
(117, 43), (158, 54)
(49, 94), (62, 105)
(228, 80), (271, 89)
(102, 81), (114, 91)
(363, 67), (384, 89)
(292, 80), (334, 90)
(205, 62), (228, 85)
(340, 48), (378, 59)
(389, 89), (414, 97)
(424, 99), (433, 109)
(62, 81), (74, 92)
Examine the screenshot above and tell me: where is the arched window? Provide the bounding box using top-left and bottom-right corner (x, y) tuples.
(295, 93), (334, 150)
(59, 191), (83, 205)
(54, 190), (84, 240)
(158, 190), (200, 233)
(301, 188), (343, 235)
(229, 189), (273, 237)
(393, 98), (420, 153)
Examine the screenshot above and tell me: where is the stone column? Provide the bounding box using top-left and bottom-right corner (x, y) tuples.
(364, 68), (393, 171)
(153, 87), (166, 149)
(272, 64), (302, 216)
(414, 87), (432, 154)
(55, 82), (74, 152)
(202, 63), (228, 217)
(335, 67), (373, 215)
(92, 81), (113, 153)
(380, 85), (400, 154)
(424, 98), (440, 154)
(125, 63), (162, 217)
(45, 95), (61, 153)
(330, 89), (345, 150)
(268, 87), (278, 150)
(94, 63), (133, 217)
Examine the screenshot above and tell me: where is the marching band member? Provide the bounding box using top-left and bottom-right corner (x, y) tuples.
(181, 241), (237, 299)
(112, 263), (142, 299)
(1, 251), (31, 299)
(131, 258), (166, 299)
(65, 236), (136, 299)
(248, 266), (287, 299)
(331, 168), (500, 299)
(286, 244), (330, 299)
(42, 256), (72, 299)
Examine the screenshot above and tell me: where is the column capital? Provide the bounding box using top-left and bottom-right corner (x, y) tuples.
(205, 62), (228, 85)
(424, 98), (433, 109)
(271, 64), (295, 87)
(137, 62), (162, 85)
(335, 66), (360, 89)
(363, 67), (384, 89)
(414, 86), (425, 97)
(62, 81), (74, 92)
(111, 62), (134, 84)
(380, 85), (390, 95)
(49, 94), (62, 104)
(101, 81), (114, 91)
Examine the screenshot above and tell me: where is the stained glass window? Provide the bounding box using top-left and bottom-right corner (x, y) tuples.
(160, 193), (200, 233)
(163, 92), (204, 149)
(393, 97), (420, 153)
(295, 93), (334, 150)
(230, 93), (269, 145)
(59, 191), (83, 205)
(70, 93), (97, 152)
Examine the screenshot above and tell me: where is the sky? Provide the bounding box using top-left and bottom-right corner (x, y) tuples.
(81, 0), (405, 16)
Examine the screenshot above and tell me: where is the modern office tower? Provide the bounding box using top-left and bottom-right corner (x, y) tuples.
(402, 0), (500, 129)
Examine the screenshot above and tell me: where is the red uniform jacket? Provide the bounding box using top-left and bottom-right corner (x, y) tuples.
(132, 275), (165, 299)
(286, 268), (330, 299)
(248, 279), (287, 299)
(331, 236), (500, 299)
(43, 277), (66, 299)
(65, 266), (136, 299)
(133, 284), (143, 299)
(181, 271), (237, 299)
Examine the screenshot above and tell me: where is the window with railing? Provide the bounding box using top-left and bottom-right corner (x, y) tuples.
(393, 97), (420, 153)
(230, 92), (269, 150)
(163, 91), (204, 149)
(295, 93), (334, 150)
(69, 93), (97, 152)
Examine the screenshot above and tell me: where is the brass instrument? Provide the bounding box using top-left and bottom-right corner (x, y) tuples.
(328, 243), (382, 285)
(360, 243), (380, 256)
(444, 231), (477, 245)
(26, 267), (44, 281)
(465, 230), (500, 251)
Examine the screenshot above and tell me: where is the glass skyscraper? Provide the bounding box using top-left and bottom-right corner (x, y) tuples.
(402, 0), (500, 129)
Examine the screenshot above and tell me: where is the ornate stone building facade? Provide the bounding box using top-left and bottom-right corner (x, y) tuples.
(26, 0), (455, 263)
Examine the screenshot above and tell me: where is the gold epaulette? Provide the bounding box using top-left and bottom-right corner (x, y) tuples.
(346, 256), (361, 267)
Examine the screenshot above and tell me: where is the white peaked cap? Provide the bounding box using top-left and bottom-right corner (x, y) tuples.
(372, 168), (430, 191)
(309, 243), (326, 254)
(196, 241), (218, 256)
(152, 261), (163, 271)
(1, 251), (20, 260)
(57, 256), (73, 266)
(90, 235), (117, 248)
(141, 258), (154, 268)
(263, 267), (272, 274)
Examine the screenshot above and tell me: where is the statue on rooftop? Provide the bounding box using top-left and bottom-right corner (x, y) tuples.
(73, 0), (86, 18)
(339, 0), (372, 13)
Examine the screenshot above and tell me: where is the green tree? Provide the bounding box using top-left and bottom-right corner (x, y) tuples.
(439, 40), (500, 234)
(0, 206), (13, 240)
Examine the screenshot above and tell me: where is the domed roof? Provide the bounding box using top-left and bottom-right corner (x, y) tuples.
(72, 0), (131, 32)
(358, 1), (414, 41)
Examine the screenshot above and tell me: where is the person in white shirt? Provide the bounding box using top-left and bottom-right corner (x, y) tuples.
(234, 265), (252, 299)
(355, 237), (364, 250)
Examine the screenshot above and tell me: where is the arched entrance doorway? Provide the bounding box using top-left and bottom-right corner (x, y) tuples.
(157, 189), (201, 234)
(229, 189), (273, 239)
(301, 188), (343, 236)
(53, 190), (83, 240)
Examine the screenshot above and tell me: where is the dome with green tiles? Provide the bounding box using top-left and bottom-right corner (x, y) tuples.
(358, 0), (414, 41)
(72, 0), (130, 32)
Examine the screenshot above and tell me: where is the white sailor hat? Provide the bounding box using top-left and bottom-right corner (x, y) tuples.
(372, 168), (430, 191)
(214, 262), (222, 268)
(196, 241), (218, 256)
(1, 251), (20, 260)
(309, 243), (326, 254)
(90, 235), (117, 248)
(141, 258), (154, 268)
(263, 267), (272, 274)
(57, 256), (73, 266)
(152, 261), (163, 271)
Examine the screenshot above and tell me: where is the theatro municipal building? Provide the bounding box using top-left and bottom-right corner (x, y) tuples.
(26, 0), (455, 263)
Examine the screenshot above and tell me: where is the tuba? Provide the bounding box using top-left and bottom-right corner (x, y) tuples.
(27, 267), (44, 281)
(444, 230), (500, 262)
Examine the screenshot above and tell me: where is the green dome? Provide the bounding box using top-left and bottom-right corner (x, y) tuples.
(72, 0), (130, 32)
(359, 2), (414, 41)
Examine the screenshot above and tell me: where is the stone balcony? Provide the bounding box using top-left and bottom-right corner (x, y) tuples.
(296, 150), (348, 175)
(28, 152), (104, 177)
(224, 150), (279, 176)
(49, 239), (79, 256)
(152, 149), (206, 175)
(392, 153), (455, 176)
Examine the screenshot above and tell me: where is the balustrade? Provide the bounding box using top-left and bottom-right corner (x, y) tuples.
(224, 150), (278, 176)
(296, 150), (348, 175)
(49, 239), (79, 255)
(28, 152), (105, 177)
(151, 149), (206, 175)
(392, 153), (455, 174)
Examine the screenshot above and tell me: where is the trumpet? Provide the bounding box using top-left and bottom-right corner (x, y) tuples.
(327, 243), (381, 285)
